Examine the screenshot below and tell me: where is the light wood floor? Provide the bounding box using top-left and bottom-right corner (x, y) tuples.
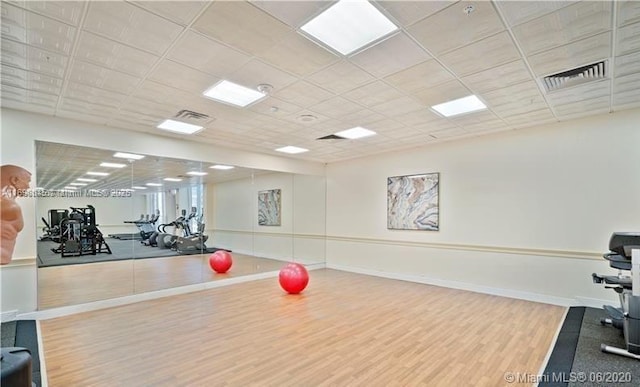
(37, 253), (287, 309)
(40, 269), (566, 386)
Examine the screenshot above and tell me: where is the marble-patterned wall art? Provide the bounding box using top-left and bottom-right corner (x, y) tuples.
(258, 189), (281, 226)
(387, 173), (439, 231)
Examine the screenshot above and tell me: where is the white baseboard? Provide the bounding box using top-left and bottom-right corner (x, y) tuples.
(326, 263), (578, 306)
(1, 310), (18, 322)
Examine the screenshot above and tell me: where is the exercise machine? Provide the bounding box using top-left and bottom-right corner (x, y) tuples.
(592, 232), (640, 360)
(51, 205), (112, 257)
(39, 209), (68, 243)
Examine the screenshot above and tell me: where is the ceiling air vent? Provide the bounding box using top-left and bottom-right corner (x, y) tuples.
(174, 109), (215, 125)
(542, 60), (607, 93)
(317, 134), (346, 140)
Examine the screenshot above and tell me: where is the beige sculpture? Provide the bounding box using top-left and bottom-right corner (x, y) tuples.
(1, 165), (31, 265)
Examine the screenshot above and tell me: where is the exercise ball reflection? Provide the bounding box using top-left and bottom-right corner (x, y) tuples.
(279, 263), (309, 294)
(209, 251), (233, 273)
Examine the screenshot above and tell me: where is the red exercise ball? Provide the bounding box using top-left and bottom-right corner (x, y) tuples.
(209, 250), (233, 273)
(278, 262), (309, 294)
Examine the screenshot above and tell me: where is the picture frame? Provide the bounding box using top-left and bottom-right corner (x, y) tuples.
(258, 189), (281, 226)
(387, 173), (439, 231)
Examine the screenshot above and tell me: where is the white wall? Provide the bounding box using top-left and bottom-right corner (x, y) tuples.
(0, 109), (325, 315)
(325, 109), (640, 306)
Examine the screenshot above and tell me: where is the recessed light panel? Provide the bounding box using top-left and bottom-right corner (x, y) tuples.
(431, 95), (487, 117)
(86, 171), (110, 176)
(77, 178), (98, 182)
(276, 146), (309, 154)
(187, 171), (208, 176)
(157, 119), (203, 134)
(300, 0), (398, 55)
(70, 182), (87, 186)
(203, 80), (266, 107)
(335, 126), (377, 139)
(100, 162), (127, 168)
(210, 165), (235, 170)
(132, 186), (147, 190)
(163, 178), (182, 182)
(114, 152), (145, 160)
(146, 183), (163, 187)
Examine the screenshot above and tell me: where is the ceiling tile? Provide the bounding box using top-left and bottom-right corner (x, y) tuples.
(340, 108), (386, 127)
(167, 31), (251, 78)
(273, 80), (334, 107)
(250, 0), (331, 28)
(1, 84), (58, 106)
(503, 108), (556, 128)
(384, 59), (455, 94)
(307, 60), (375, 95)
(617, 0), (640, 27)
(249, 97), (303, 118)
(0, 65), (63, 94)
(1, 39), (69, 78)
(428, 127), (467, 139)
(350, 32), (430, 78)
(411, 79), (471, 107)
(483, 81), (548, 118)
(0, 99), (55, 114)
(19, 1), (85, 26)
(131, 1), (208, 26)
(75, 32), (159, 78)
(527, 32), (611, 76)
(408, 0), (504, 55)
(1, 3), (76, 55)
(256, 31), (338, 77)
(393, 109), (441, 127)
(615, 51), (640, 77)
(148, 59), (220, 95)
(59, 97), (119, 116)
(229, 59), (298, 93)
(613, 72), (640, 109)
(67, 60), (141, 95)
(371, 95), (425, 118)
(512, 1), (612, 55)
(64, 81), (128, 108)
(496, 1), (577, 27)
(193, 1), (291, 56)
(462, 60), (533, 94)
(377, 0), (455, 27)
(84, 1), (183, 56)
(616, 21), (640, 56)
(546, 79), (610, 106)
(342, 81), (404, 107)
(308, 96), (364, 119)
(439, 31), (520, 77)
(553, 95), (610, 118)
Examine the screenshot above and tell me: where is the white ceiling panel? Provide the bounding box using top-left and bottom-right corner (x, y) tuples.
(307, 60), (375, 95)
(309, 96), (364, 119)
(192, 1), (290, 57)
(229, 59), (298, 93)
(256, 31), (339, 77)
(482, 81), (548, 118)
(496, 1), (576, 27)
(1, 3), (76, 55)
(0, 40), (69, 78)
(546, 80), (610, 106)
(274, 80), (334, 108)
(408, 0), (504, 55)
(384, 59), (455, 95)
(131, 1), (208, 27)
(75, 32), (158, 78)
(1, 84), (59, 105)
(342, 81), (404, 107)
(617, 0), (640, 27)
(616, 21), (640, 56)
(371, 95), (425, 118)
(148, 59), (219, 95)
(503, 108), (556, 128)
(340, 108), (386, 127)
(613, 72), (640, 108)
(167, 31), (251, 78)
(249, 96), (303, 118)
(84, 1), (183, 56)
(411, 79), (471, 107)
(393, 109), (442, 127)
(64, 81), (128, 109)
(17, 1), (85, 26)
(527, 32), (611, 76)
(462, 60), (533, 93)
(1, 66), (63, 95)
(428, 127), (468, 139)
(439, 31), (520, 77)
(553, 96), (610, 118)
(0, 99), (55, 114)
(512, 1), (612, 55)
(250, 0), (332, 28)
(59, 97), (119, 116)
(350, 32), (431, 78)
(615, 51), (640, 77)
(67, 60), (141, 95)
(377, 0), (455, 27)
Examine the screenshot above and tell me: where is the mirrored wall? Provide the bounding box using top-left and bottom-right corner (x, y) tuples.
(35, 141), (326, 309)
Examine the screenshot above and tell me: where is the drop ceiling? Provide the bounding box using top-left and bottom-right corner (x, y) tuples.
(2, 1), (640, 164)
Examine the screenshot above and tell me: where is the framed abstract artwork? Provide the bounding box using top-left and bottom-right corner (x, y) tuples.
(258, 189), (281, 226)
(387, 173), (439, 231)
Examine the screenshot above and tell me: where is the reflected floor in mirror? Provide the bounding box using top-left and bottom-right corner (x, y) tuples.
(37, 253), (287, 309)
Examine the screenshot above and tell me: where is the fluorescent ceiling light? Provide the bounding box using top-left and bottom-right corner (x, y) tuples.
(70, 182), (87, 186)
(335, 126), (377, 139)
(132, 186), (147, 190)
(77, 178), (98, 182)
(157, 119), (203, 135)
(146, 183), (163, 187)
(276, 146), (309, 154)
(86, 171), (110, 176)
(203, 80), (266, 107)
(431, 95), (487, 117)
(100, 162), (127, 168)
(113, 152), (145, 160)
(187, 171), (208, 176)
(63, 186), (78, 190)
(300, 0), (398, 55)
(210, 165), (235, 170)
(163, 178), (182, 182)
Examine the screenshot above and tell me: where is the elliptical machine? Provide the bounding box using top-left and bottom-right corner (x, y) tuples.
(592, 232), (640, 360)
